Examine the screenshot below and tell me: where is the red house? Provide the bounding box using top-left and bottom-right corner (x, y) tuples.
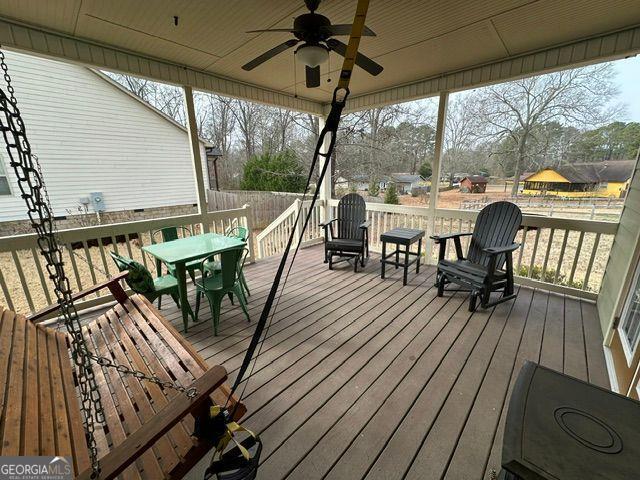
(460, 175), (488, 193)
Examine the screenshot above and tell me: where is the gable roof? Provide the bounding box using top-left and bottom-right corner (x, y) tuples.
(462, 175), (488, 184)
(525, 161), (635, 183)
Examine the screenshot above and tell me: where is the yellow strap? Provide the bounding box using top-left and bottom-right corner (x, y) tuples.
(210, 407), (257, 461)
(337, 0), (371, 90)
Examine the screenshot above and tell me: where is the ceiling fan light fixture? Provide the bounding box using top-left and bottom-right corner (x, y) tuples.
(296, 44), (329, 67)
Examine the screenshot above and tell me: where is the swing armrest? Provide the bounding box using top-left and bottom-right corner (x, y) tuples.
(29, 271), (130, 323)
(76, 365), (229, 480)
(359, 220), (371, 229)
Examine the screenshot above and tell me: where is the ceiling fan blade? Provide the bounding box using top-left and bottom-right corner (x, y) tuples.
(323, 24), (376, 36)
(326, 38), (383, 76)
(305, 65), (320, 88)
(242, 39), (299, 71)
(246, 28), (298, 33)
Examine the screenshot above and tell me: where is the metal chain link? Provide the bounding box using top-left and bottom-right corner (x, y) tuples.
(0, 48), (197, 478)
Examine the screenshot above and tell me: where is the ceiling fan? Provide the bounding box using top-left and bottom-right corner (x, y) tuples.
(242, 0), (383, 88)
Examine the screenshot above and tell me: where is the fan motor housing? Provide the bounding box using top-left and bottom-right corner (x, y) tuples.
(293, 13), (331, 42)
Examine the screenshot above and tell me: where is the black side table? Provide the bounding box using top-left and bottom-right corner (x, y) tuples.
(380, 228), (425, 285)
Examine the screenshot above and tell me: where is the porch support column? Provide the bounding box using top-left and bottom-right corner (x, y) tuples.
(318, 115), (332, 223)
(426, 91), (449, 264)
(183, 85), (210, 233)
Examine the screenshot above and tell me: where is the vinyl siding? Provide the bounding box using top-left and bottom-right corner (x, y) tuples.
(597, 159), (640, 339)
(0, 50), (208, 222)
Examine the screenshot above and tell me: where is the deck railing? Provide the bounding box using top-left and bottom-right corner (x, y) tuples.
(0, 205), (254, 315)
(256, 199), (324, 258)
(258, 199), (617, 300)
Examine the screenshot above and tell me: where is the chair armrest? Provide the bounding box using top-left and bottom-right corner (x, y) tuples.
(483, 243), (520, 255)
(76, 365), (228, 480)
(429, 232), (472, 243)
(319, 218), (337, 228)
(28, 271), (130, 323)
(359, 220), (371, 229)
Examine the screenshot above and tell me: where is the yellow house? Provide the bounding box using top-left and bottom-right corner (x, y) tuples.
(522, 160), (635, 198)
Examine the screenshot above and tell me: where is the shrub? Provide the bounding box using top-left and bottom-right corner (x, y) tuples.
(241, 150), (305, 192)
(368, 180), (380, 196)
(384, 183), (400, 204)
(517, 265), (584, 289)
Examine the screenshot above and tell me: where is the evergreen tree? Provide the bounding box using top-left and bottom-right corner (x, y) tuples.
(384, 183), (400, 204)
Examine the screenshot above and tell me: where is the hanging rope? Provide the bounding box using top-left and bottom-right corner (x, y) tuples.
(203, 1), (372, 477)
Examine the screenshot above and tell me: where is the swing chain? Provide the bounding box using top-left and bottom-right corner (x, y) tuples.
(0, 48), (197, 478)
(0, 47), (104, 478)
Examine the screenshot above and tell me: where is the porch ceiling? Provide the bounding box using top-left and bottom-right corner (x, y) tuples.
(0, 0), (639, 113)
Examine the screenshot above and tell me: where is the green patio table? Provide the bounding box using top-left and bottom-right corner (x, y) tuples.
(142, 232), (245, 332)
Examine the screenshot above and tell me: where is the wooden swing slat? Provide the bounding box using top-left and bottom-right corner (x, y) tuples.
(1, 271), (244, 480)
(89, 318), (165, 479)
(102, 308), (186, 472)
(57, 332), (91, 473)
(2, 308), (25, 455)
(110, 303), (194, 457)
(83, 321), (141, 480)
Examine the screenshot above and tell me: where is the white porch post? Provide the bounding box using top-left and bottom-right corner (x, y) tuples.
(426, 91), (449, 263)
(318, 115), (332, 222)
(183, 85), (210, 233)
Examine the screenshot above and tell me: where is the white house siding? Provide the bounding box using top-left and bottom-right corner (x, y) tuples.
(597, 159), (640, 338)
(0, 50), (208, 222)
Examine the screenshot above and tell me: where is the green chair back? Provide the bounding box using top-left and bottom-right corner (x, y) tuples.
(201, 247), (243, 289)
(110, 252), (155, 294)
(152, 226), (193, 244)
(226, 225), (249, 242)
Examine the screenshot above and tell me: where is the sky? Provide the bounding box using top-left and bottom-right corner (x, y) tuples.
(613, 56), (640, 121)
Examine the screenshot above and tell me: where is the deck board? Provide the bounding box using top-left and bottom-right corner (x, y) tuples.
(86, 244), (609, 480)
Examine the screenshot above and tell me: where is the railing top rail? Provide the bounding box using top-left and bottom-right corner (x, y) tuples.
(0, 206), (251, 252)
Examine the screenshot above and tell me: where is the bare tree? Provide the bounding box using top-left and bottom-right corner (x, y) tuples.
(473, 64), (619, 195)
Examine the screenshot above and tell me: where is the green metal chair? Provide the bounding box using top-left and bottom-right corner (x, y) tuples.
(109, 251), (181, 309)
(151, 225), (201, 280)
(151, 226), (200, 308)
(205, 225), (251, 297)
(195, 247), (250, 335)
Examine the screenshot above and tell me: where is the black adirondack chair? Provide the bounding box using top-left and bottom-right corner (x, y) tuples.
(431, 201), (522, 311)
(320, 193), (370, 272)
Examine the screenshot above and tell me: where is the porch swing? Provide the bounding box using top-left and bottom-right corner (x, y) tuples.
(0, 1), (371, 478)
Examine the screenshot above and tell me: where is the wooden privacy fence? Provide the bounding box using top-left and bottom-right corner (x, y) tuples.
(207, 189), (305, 228)
(0, 206), (254, 315)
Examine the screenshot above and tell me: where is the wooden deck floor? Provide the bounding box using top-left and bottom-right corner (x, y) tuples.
(114, 245), (609, 480)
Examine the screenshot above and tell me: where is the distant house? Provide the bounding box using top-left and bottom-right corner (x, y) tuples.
(460, 175), (488, 193)
(0, 50), (210, 229)
(380, 173), (424, 194)
(522, 161), (635, 198)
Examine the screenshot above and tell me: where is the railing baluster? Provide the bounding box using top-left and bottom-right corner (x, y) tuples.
(541, 228), (555, 281)
(82, 240), (99, 295)
(528, 228), (542, 277)
(0, 265), (14, 311)
(517, 227), (528, 271)
(554, 229), (569, 284)
(11, 251), (34, 312)
(110, 236), (119, 255)
(31, 247), (52, 304)
(583, 233), (601, 291)
(97, 237), (111, 277)
(569, 231), (585, 285)
(66, 243), (83, 291)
